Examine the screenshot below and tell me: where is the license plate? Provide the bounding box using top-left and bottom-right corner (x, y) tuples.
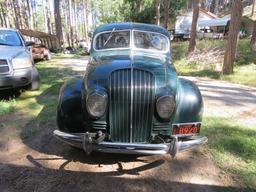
(172, 123), (201, 135)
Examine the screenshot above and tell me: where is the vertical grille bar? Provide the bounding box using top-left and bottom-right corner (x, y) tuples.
(109, 69), (131, 142)
(0, 60), (10, 74)
(132, 69), (155, 142)
(109, 69), (155, 143)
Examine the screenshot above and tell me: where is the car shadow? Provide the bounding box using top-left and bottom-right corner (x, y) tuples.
(0, 162), (246, 192)
(0, 89), (21, 100)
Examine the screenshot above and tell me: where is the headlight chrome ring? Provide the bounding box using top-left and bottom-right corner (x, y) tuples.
(156, 95), (176, 120)
(86, 91), (107, 118)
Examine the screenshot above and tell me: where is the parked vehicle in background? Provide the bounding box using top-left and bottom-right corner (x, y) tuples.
(170, 29), (191, 41)
(197, 28), (224, 39)
(0, 28), (40, 91)
(78, 40), (90, 53)
(32, 44), (51, 60)
(168, 30), (174, 41)
(63, 46), (77, 54)
(54, 23), (207, 157)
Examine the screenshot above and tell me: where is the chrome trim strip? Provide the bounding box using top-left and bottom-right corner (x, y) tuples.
(172, 122), (202, 126)
(130, 46), (134, 143)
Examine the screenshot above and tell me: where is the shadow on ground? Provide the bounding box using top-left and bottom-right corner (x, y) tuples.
(0, 89), (21, 100)
(0, 162), (244, 192)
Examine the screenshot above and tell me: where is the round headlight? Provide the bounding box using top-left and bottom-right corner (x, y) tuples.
(156, 95), (175, 120)
(86, 92), (107, 118)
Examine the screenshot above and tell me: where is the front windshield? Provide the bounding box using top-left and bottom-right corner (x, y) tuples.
(94, 30), (169, 52)
(133, 31), (168, 52)
(0, 30), (22, 46)
(95, 31), (130, 50)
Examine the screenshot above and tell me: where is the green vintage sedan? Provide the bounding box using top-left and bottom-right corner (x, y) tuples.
(53, 23), (207, 157)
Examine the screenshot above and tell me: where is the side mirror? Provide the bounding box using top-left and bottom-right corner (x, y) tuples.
(25, 41), (35, 46)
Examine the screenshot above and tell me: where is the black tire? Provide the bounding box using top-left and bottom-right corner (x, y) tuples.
(29, 67), (40, 91)
(45, 52), (51, 60)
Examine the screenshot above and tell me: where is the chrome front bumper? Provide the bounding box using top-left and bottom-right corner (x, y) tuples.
(53, 130), (208, 157)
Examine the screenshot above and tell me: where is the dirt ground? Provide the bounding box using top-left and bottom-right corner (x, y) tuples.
(0, 57), (255, 192)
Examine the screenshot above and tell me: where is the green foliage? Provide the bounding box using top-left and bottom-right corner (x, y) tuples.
(0, 99), (16, 116)
(166, 0), (187, 18)
(92, 0), (126, 23)
(92, 0), (187, 24)
(202, 117), (256, 189)
(121, 0), (155, 23)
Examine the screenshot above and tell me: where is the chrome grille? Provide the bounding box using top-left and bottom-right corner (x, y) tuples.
(109, 68), (155, 143)
(0, 60), (10, 74)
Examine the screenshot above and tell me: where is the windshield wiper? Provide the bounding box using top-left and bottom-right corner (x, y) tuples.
(0, 42), (13, 46)
(103, 28), (115, 47)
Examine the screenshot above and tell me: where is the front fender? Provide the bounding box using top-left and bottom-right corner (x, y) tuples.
(173, 78), (203, 123)
(57, 77), (85, 133)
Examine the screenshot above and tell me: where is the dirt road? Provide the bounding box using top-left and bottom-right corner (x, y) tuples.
(1, 57), (255, 192)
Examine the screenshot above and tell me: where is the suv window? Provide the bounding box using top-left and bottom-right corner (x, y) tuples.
(0, 30), (22, 46)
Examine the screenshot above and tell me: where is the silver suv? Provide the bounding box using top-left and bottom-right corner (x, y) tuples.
(0, 28), (40, 91)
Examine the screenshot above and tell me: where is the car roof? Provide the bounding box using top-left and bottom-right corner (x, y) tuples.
(94, 22), (170, 38)
(0, 27), (18, 32)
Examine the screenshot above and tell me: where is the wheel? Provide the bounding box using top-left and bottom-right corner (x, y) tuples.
(45, 51), (51, 60)
(28, 67), (40, 91)
(170, 34), (174, 41)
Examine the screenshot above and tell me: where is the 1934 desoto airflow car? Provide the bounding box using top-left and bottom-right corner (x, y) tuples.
(54, 23), (207, 157)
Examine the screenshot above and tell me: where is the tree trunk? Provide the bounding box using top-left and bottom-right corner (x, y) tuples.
(20, 0), (29, 29)
(0, 9), (3, 27)
(163, 0), (170, 29)
(250, 21), (256, 51)
(223, 0), (243, 75)
(16, 0), (23, 28)
(214, 0), (219, 15)
(5, 0), (12, 28)
(63, 0), (70, 47)
(83, 0), (89, 43)
(26, 0), (34, 29)
(43, 0), (48, 32)
(69, 0), (74, 47)
(12, 0), (20, 29)
(0, 3), (7, 27)
(54, 0), (63, 47)
(210, 0), (215, 13)
(46, 2), (52, 34)
(251, 0), (255, 17)
(74, 0), (78, 44)
(155, 0), (160, 25)
(188, 0), (200, 53)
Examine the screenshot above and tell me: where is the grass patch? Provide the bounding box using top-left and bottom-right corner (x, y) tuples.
(202, 117), (256, 189)
(0, 99), (16, 116)
(0, 55), (80, 137)
(172, 39), (256, 87)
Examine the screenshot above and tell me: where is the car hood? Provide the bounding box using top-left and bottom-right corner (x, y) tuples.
(85, 54), (178, 94)
(0, 45), (26, 59)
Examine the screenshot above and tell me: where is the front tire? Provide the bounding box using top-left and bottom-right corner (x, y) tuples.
(45, 52), (51, 60)
(29, 67), (40, 91)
